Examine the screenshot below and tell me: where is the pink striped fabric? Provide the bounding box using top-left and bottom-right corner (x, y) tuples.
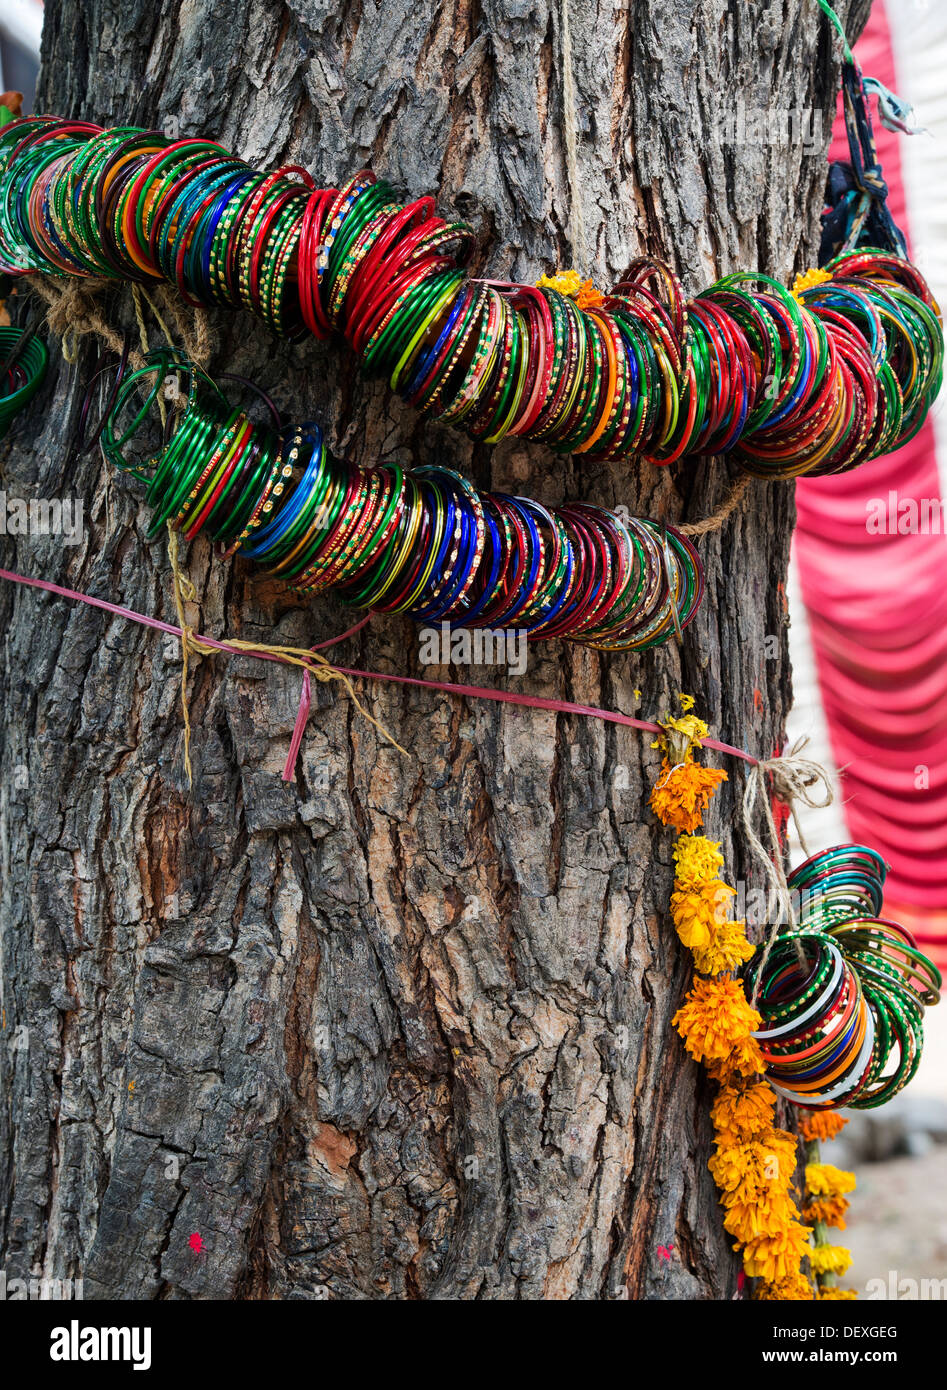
(794, 0), (947, 960)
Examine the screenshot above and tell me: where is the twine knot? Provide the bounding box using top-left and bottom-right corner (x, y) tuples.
(165, 524), (405, 787)
(39, 277), (114, 362)
(741, 738), (835, 1002)
(758, 741), (835, 831)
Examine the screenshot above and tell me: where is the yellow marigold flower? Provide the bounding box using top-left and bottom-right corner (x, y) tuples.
(692, 919), (755, 976)
(705, 1032), (766, 1082)
(664, 711), (710, 745)
(672, 834), (725, 889)
(536, 268), (582, 297)
(673, 976), (761, 1064)
(742, 1222), (810, 1282)
(711, 1082), (776, 1144)
(670, 889), (715, 951)
(802, 1196), (850, 1230)
(809, 1243), (852, 1277)
(797, 1110), (848, 1143)
(651, 759), (728, 833)
(755, 1272), (814, 1300)
(817, 1287), (857, 1300)
(791, 266), (833, 304)
(805, 1162), (856, 1199)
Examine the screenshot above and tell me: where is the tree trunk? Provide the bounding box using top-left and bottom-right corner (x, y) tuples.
(0, 0), (869, 1300)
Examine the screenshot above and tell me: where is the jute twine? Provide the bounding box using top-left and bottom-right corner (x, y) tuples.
(741, 737), (836, 1002)
(165, 526), (407, 783)
(29, 275), (214, 371)
(679, 473), (751, 537)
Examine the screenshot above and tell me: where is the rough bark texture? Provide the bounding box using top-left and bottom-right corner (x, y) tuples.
(0, 0), (869, 1300)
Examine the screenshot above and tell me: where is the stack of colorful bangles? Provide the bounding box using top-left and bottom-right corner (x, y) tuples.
(102, 352), (703, 649)
(0, 325), (48, 439)
(744, 846), (941, 1110)
(0, 115), (942, 479)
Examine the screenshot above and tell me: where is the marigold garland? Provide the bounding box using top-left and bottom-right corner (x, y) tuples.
(801, 1126), (858, 1297)
(652, 696), (816, 1300)
(651, 696), (868, 1300)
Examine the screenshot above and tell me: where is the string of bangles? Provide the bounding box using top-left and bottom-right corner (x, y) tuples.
(746, 846), (941, 1110)
(0, 116), (942, 481)
(101, 351), (702, 650)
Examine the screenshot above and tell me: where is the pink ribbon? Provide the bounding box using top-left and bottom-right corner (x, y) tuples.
(0, 565), (759, 780)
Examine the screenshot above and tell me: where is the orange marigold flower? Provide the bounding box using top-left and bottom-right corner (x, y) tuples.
(673, 976), (761, 1065)
(754, 1271), (814, 1301)
(710, 1141), (773, 1206)
(574, 278), (606, 309)
(817, 1287), (857, 1300)
(723, 1190), (802, 1243)
(767, 1124), (801, 1157)
(802, 1196), (850, 1229)
(742, 1222), (811, 1283)
(805, 1163), (856, 1199)
(692, 919), (755, 976)
(711, 1082), (776, 1144)
(710, 1130), (797, 1204)
(650, 759), (728, 833)
(797, 1110), (848, 1143)
(705, 1033), (766, 1082)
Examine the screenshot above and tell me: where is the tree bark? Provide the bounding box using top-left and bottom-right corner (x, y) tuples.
(0, 0), (869, 1300)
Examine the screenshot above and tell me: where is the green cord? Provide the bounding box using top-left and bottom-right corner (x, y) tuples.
(815, 0), (855, 65)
